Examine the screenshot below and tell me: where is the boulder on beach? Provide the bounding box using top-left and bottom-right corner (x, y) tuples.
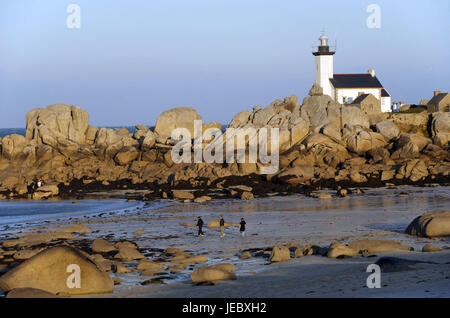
(172, 190), (194, 200)
(114, 247), (145, 260)
(208, 263), (235, 273)
(422, 243), (441, 252)
(347, 240), (413, 254)
(164, 248), (185, 255)
(137, 259), (164, 271)
(0, 246), (114, 295)
(405, 211), (450, 237)
(327, 242), (358, 258)
(177, 255), (208, 264)
(239, 251), (252, 259)
(190, 264), (236, 283)
(92, 238), (117, 253)
(269, 245), (291, 262)
(58, 224), (91, 234)
(114, 241), (138, 249)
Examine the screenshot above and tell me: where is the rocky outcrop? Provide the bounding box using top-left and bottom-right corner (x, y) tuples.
(154, 107), (202, 139)
(1, 134), (27, 160)
(405, 210), (450, 237)
(391, 133), (432, 159)
(26, 104), (89, 147)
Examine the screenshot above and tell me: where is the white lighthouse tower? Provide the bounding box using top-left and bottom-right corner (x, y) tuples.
(313, 33), (336, 99)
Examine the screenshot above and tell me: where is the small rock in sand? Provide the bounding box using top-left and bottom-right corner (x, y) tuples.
(114, 241), (138, 249)
(137, 259), (164, 270)
(240, 191), (254, 200)
(92, 238), (117, 253)
(269, 245), (291, 262)
(178, 255), (208, 264)
(239, 251), (252, 259)
(58, 224), (91, 234)
(422, 243), (441, 252)
(172, 190), (194, 200)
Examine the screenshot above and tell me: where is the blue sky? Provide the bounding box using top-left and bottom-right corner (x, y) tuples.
(1, 0), (449, 128)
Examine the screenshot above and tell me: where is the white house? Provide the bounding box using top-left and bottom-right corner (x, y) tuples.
(313, 33), (392, 112)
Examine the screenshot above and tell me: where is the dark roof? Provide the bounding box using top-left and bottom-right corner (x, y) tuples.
(351, 94), (376, 104)
(428, 93), (449, 105)
(330, 74), (383, 89)
(381, 88), (390, 97)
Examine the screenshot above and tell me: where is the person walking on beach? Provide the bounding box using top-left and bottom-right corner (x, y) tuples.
(219, 215), (225, 238)
(197, 216), (204, 236)
(240, 218), (246, 237)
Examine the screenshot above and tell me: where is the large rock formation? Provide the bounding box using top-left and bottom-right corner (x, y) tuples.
(26, 104), (89, 146)
(430, 112), (450, 148)
(301, 84), (369, 132)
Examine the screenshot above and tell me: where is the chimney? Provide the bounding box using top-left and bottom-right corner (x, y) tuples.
(434, 91), (441, 97)
(358, 91), (364, 96)
(368, 69), (375, 77)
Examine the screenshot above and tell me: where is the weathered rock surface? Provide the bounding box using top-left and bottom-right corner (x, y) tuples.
(347, 240), (413, 254)
(190, 264), (236, 283)
(154, 107), (202, 139)
(375, 120), (399, 141)
(0, 246), (114, 295)
(269, 245), (291, 262)
(327, 242), (358, 258)
(6, 287), (58, 298)
(58, 224), (90, 234)
(137, 259), (164, 270)
(405, 211), (450, 237)
(422, 243), (441, 252)
(114, 247), (145, 260)
(92, 239), (117, 253)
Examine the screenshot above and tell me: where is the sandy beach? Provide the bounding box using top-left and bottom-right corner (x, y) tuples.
(2, 185), (448, 298)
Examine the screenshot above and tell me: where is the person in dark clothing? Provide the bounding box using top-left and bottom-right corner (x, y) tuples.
(240, 218), (246, 237)
(219, 215), (225, 237)
(197, 216), (204, 236)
